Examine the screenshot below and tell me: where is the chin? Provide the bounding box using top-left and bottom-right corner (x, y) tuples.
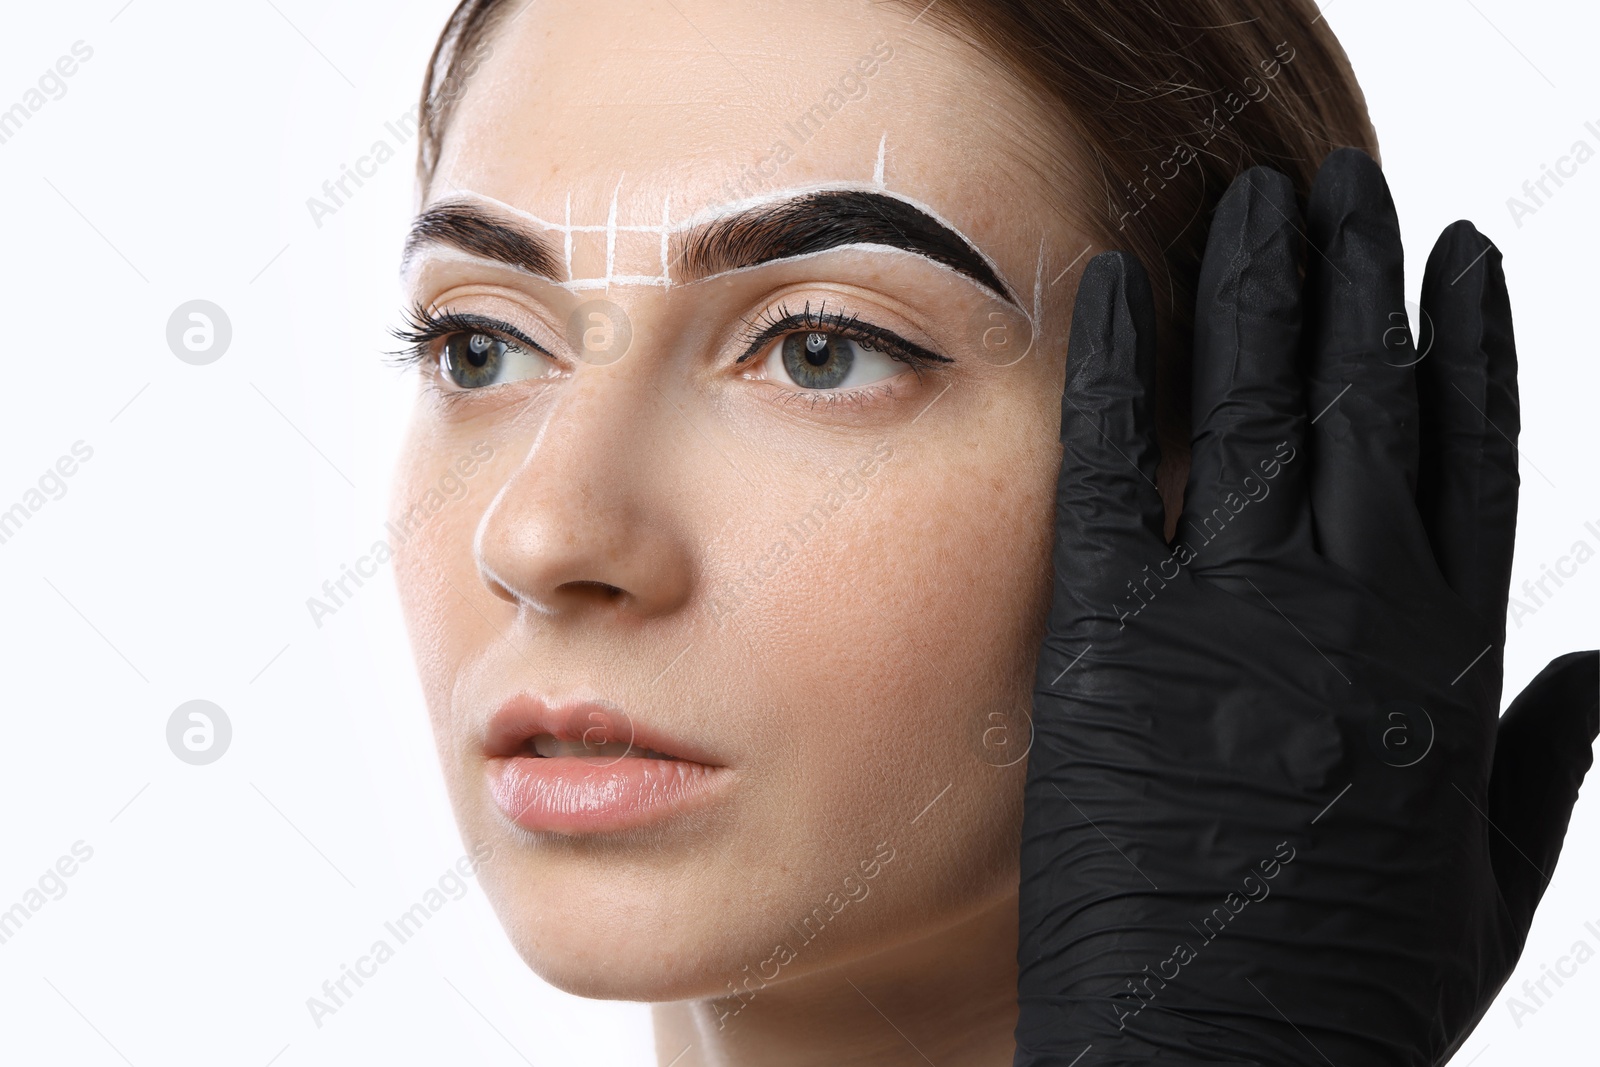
(479, 865), (763, 1002)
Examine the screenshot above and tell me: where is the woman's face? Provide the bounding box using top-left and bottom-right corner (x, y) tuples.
(392, 0), (1089, 1002)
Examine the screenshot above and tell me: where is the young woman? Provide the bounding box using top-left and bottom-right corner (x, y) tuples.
(389, 1), (1598, 1062)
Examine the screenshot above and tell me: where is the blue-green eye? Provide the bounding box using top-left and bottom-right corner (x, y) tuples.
(735, 300), (952, 394)
(767, 331), (905, 391)
(441, 330), (556, 388)
(391, 305), (560, 390)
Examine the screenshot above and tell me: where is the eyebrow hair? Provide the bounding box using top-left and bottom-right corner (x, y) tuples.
(402, 190), (1017, 306)
(402, 200), (563, 280)
(672, 190), (1015, 304)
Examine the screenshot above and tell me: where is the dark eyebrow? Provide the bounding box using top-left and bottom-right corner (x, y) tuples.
(402, 191), (1017, 306)
(402, 201), (563, 280)
(672, 190), (1017, 305)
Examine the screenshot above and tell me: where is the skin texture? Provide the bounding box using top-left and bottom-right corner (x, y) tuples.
(390, 1), (1097, 1062)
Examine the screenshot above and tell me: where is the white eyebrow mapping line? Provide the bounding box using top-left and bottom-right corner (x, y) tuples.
(660, 193), (672, 287)
(688, 186), (1023, 320)
(397, 245), (667, 292)
(683, 241), (1016, 300)
(1034, 238), (1045, 330)
(397, 245), (552, 288)
(430, 137), (1030, 320)
(405, 242), (1013, 301)
(563, 191), (573, 281)
(446, 184), (1026, 314)
(603, 174), (623, 291)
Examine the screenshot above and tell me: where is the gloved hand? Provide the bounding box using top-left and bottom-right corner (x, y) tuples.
(1015, 147), (1599, 1066)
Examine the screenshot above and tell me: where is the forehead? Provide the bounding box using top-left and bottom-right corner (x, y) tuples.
(428, 0), (1071, 288)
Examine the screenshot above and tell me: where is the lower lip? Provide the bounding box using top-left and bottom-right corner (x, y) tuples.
(487, 754), (730, 834)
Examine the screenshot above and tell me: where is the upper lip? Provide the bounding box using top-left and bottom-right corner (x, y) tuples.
(483, 693), (724, 766)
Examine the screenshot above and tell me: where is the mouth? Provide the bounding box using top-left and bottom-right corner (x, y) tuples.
(482, 694), (730, 834)
(526, 737), (678, 760)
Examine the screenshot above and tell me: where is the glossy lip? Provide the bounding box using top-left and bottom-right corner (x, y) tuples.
(483, 693), (724, 764)
(483, 693), (731, 834)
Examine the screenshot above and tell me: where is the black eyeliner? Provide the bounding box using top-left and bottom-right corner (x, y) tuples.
(388, 304), (548, 368)
(734, 300), (953, 370)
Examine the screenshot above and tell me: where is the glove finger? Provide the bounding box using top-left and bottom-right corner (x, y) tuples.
(1303, 148), (1437, 590)
(1417, 222), (1520, 644)
(1486, 650), (1600, 934)
(1180, 165), (1311, 575)
(1048, 251), (1165, 635)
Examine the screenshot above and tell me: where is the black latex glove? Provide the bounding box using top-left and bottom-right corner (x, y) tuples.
(1015, 148), (1599, 1066)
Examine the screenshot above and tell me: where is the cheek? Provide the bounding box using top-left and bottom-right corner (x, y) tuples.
(717, 409), (1058, 897)
(389, 422), (499, 717)
(744, 422), (1057, 716)
(853, 464), (1047, 701)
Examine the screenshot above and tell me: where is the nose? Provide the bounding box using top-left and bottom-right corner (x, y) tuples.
(474, 376), (695, 619)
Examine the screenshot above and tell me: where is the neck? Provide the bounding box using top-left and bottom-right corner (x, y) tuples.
(651, 890), (1019, 1067)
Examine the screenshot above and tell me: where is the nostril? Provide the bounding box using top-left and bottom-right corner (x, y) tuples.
(562, 580), (625, 599)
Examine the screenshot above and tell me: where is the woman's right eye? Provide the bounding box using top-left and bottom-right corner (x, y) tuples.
(439, 330), (557, 389)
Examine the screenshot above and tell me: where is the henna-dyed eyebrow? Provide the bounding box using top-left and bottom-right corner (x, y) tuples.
(673, 190), (1016, 304)
(402, 190), (1018, 306)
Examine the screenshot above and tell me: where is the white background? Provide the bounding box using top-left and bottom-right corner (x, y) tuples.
(0, 2), (1594, 1064)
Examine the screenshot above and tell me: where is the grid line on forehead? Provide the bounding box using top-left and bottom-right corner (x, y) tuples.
(401, 185), (1022, 307)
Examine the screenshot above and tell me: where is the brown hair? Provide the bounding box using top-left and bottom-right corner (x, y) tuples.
(415, 0), (1377, 503)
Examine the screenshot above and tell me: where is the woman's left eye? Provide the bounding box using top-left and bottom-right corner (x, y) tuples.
(762, 331), (907, 391)
(438, 330), (556, 389)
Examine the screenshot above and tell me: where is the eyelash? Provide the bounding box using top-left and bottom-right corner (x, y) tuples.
(732, 300), (953, 412)
(734, 299), (951, 375)
(388, 298), (952, 409)
(388, 303), (548, 371)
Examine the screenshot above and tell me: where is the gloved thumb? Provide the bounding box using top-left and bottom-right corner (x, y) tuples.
(1486, 650), (1599, 934)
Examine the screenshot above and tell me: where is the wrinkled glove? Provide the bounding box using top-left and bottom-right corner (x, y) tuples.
(1015, 147), (1599, 1066)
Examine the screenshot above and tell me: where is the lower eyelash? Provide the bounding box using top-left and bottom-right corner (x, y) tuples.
(763, 375), (910, 413)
